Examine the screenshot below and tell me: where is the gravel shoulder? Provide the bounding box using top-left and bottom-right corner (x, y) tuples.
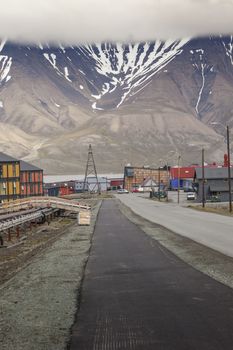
(0, 200), (101, 350)
(117, 199), (233, 290)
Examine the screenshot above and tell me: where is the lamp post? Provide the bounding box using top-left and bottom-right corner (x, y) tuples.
(211, 122), (232, 212)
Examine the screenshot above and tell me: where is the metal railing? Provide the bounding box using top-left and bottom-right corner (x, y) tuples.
(0, 196), (91, 213)
(0, 208), (56, 232)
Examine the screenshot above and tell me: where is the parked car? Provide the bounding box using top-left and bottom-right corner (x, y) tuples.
(117, 189), (129, 194)
(206, 195), (221, 202)
(132, 187), (144, 193)
(186, 192), (196, 200)
(152, 190), (167, 199)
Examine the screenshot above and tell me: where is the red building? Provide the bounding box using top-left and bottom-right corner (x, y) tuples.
(109, 178), (124, 190)
(170, 166), (196, 190)
(44, 181), (75, 197)
(20, 160), (43, 197)
(170, 167), (196, 180)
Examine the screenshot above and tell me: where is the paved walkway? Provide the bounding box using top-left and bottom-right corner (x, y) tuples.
(70, 200), (233, 350)
(116, 193), (233, 258)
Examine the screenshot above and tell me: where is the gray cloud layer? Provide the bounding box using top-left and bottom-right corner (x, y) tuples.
(0, 0), (233, 44)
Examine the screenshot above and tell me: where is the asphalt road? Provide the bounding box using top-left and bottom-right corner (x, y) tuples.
(69, 200), (233, 350)
(116, 193), (233, 258)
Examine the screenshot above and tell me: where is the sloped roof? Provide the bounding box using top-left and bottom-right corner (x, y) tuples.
(0, 152), (19, 162)
(20, 160), (43, 172)
(141, 177), (157, 187)
(195, 167), (233, 180)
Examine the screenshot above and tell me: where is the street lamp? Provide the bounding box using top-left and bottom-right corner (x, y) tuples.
(211, 122), (232, 212)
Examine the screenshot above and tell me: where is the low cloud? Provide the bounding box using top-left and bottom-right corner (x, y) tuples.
(0, 0), (233, 45)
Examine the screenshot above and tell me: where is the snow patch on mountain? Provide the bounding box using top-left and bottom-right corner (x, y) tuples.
(43, 53), (72, 82)
(190, 48), (214, 117)
(92, 102), (104, 111)
(0, 40), (6, 53)
(80, 40), (190, 109)
(0, 55), (12, 84)
(195, 63), (206, 115)
(222, 36), (233, 66)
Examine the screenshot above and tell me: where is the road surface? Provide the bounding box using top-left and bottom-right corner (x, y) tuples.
(69, 200), (233, 350)
(116, 193), (233, 258)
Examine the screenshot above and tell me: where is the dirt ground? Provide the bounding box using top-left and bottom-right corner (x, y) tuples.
(0, 199), (101, 350)
(0, 216), (74, 286)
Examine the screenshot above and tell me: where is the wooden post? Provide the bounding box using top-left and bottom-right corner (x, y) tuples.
(8, 228), (11, 241)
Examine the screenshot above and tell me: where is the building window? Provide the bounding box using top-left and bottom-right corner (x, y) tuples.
(13, 182), (16, 195)
(29, 172), (33, 182)
(30, 184), (34, 194)
(12, 164), (16, 177)
(0, 183), (6, 195)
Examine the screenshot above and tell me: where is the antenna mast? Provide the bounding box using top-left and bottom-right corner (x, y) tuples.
(83, 144), (101, 194)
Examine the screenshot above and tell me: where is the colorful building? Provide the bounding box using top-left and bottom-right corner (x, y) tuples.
(0, 152), (20, 202)
(109, 178), (124, 190)
(20, 160), (43, 197)
(170, 166), (196, 190)
(44, 181), (75, 197)
(124, 166), (169, 192)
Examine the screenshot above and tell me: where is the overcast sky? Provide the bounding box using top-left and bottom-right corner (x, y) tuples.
(0, 0), (233, 45)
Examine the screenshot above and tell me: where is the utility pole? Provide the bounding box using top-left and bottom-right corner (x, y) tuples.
(177, 155), (181, 204)
(166, 162), (169, 202)
(202, 148), (205, 208)
(83, 144), (101, 194)
(158, 166), (161, 201)
(227, 126), (232, 212)
(211, 122), (232, 212)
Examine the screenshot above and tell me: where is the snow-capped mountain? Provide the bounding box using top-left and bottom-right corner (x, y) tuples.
(0, 37), (232, 173)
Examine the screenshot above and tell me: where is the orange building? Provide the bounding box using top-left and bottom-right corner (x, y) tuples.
(20, 160), (43, 197)
(124, 166), (169, 192)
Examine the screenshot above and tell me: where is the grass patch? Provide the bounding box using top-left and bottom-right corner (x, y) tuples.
(189, 205), (233, 217)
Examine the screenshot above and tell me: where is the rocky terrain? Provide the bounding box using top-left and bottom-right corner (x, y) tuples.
(1, 37), (233, 173)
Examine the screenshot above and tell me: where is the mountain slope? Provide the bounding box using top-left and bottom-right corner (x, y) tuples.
(0, 37), (232, 173)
